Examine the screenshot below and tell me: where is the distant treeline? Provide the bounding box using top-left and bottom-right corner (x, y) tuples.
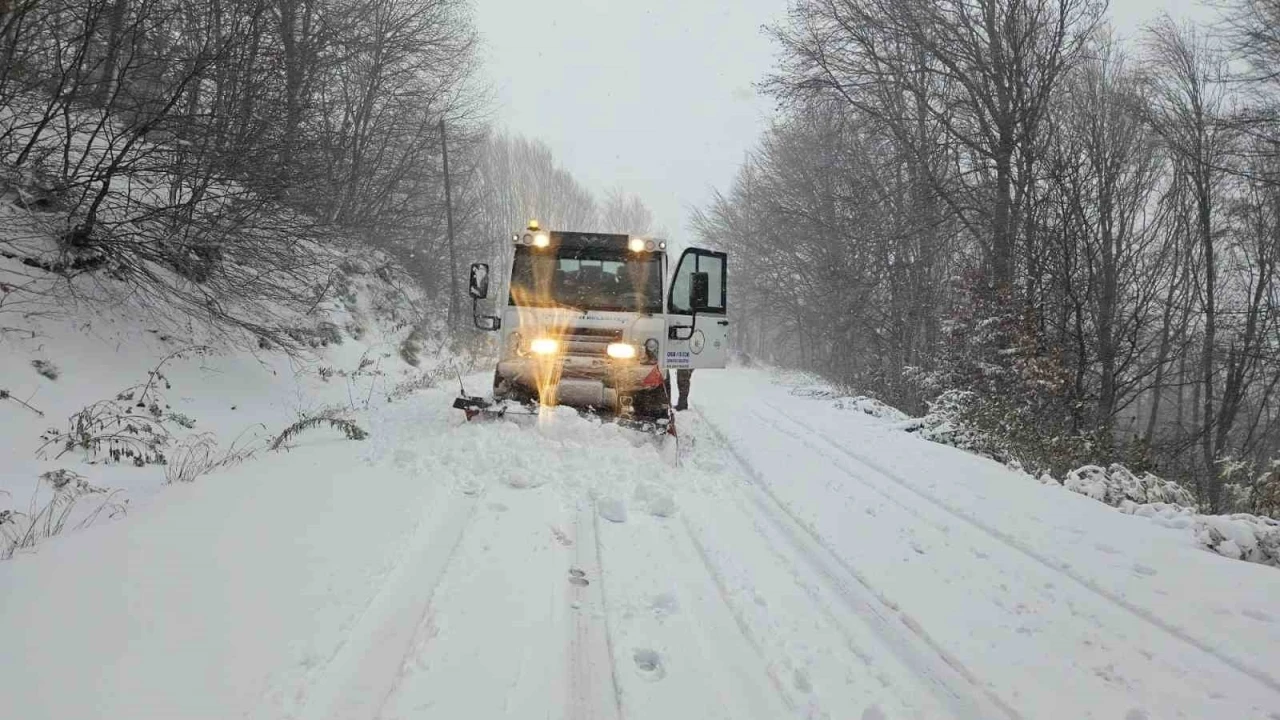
(697, 0), (1280, 513)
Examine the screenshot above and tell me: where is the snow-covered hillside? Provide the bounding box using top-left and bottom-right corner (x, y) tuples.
(0, 248), (469, 555)
(2, 367), (1278, 720)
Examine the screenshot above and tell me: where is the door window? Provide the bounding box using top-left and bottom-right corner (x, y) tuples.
(668, 250), (726, 314)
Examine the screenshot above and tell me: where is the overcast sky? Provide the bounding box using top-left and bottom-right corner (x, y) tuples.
(472, 0), (1213, 241)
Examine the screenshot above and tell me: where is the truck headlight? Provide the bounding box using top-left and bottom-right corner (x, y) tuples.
(607, 342), (637, 360)
(530, 337), (559, 356)
(644, 338), (659, 361)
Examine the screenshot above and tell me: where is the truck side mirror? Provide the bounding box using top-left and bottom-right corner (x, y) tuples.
(690, 272), (710, 311)
(468, 263), (490, 299)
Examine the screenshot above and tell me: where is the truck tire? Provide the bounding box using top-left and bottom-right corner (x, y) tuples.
(630, 386), (671, 420)
(492, 369), (507, 400)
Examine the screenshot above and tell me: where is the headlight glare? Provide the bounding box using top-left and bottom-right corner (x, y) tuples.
(530, 337), (559, 355)
(607, 342), (638, 360)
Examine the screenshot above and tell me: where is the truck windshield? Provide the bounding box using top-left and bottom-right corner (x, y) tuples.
(509, 246), (663, 314)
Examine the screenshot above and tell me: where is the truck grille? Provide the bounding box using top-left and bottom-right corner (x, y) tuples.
(561, 326), (623, 357)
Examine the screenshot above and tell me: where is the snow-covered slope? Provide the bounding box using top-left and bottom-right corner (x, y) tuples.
(0, 249), (457, 551)
(2, 368), (1279, 719)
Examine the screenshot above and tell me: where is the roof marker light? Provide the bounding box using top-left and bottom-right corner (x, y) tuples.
(533, 233), (550, 248)
(628, 237), (646, 252)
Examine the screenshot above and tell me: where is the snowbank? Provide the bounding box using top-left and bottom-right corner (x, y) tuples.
(1046, 466), (1280, 568)
(1112, 502), (1280, 568)
(776, 375), (910, 423)
(762, 367), (1280, 573)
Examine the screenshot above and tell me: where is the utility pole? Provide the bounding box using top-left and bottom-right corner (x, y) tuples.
(743, 149), (759, 360)
(441, 118), (459, 328)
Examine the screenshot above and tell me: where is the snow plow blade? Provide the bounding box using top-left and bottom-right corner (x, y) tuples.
(453, 395), (675, 437)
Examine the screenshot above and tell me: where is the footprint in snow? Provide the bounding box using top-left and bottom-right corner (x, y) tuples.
(1242, 608), (1274, 623)
(1094, 543), (1120, 555)
(792, 668), (812, 693)
(1125, 709), (1150, 720)
(632, 649), (666, 681)
(568, 568), (588, 587)
(650, 593), (679, 619)
(861, 704), (886, 720)
(551, 526), (574, 547)
(1132, 564), (1158, 577)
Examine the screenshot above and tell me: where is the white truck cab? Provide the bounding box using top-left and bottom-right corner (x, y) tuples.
(460, 222), (728, 429)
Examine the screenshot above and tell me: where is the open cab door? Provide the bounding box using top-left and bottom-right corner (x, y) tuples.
(665, 248), (728, 369)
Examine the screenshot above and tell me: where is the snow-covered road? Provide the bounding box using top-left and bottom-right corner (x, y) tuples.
(3, 368), (1280, 720)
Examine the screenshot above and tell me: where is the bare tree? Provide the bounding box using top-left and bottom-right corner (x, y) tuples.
(0, 0), (486, 349)
(1143, 17), (1237, 498)
(1042, 39), (1167, 437)
(771, 0), (1105, 294)
(598, 187), (653, 235)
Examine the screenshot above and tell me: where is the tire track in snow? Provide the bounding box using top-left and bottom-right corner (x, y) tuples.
(594, 480), (797, 719)
(674, 512), (801, 715)
(293, 492), (480, 720)
(566, 501), (623, 720)
(693, 408), (1020, 720)
(762, 401), (1280, 699)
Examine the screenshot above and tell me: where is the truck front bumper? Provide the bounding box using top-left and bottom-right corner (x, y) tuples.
(496, 357), (665, 410)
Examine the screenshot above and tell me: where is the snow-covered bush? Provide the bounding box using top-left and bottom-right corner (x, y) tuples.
(830, 395), (910, 422)
(903, 272), (1133, 478)
(908, 389), (1014, 460)
(788, 383), (911, 422)
(1061, 464), (1196, 508)
(788, 385), (843, 400)
(1, 470), (126, 560)
(1192, 514), (1280, 567)
(1221, 459), (1280, 518)
(269, 410), (368, 452)
(399, 334), (425, 367)
(165, 431), (265, 484)
(37, 348), (210, 466)
(385, 370), (443, 403)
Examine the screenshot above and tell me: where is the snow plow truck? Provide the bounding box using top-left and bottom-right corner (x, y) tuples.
(454, 221), (728, 436)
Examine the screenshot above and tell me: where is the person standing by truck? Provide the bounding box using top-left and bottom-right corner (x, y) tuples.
(674, 369), (693, 411)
